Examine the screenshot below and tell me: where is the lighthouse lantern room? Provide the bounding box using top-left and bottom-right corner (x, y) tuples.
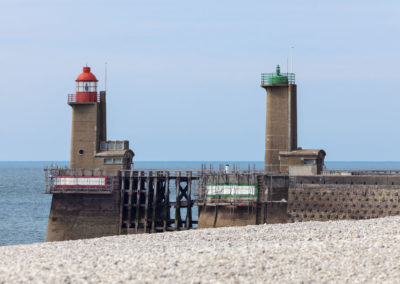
(74, 66), (98, 102)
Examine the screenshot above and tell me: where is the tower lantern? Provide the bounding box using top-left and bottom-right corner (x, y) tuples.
(75, 66), (98, 102)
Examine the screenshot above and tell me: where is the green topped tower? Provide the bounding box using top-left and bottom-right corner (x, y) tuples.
(261, 65), (297, 172)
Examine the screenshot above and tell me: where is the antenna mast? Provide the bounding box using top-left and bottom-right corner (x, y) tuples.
(105, 62), (108, 92)
(287, 57), (289, 75)
(290, 47), (294, 73)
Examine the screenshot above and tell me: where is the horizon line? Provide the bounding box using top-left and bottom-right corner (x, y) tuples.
(2, 160), (400, 163)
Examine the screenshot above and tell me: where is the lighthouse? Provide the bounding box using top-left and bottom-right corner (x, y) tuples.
(261, 65), (297, 172)
(261, 65), (326, 175)
(68, 66), (134, 169)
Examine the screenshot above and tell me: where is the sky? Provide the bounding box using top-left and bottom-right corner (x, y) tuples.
(1, 0), (400, 161)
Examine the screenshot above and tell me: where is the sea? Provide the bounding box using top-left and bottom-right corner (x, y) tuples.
(1, 161), (400, 247)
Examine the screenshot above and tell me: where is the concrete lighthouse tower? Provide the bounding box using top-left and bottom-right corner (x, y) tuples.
(45, 66), (134, 242)
(261, 65), (297, 172)
(68, 66), (133, 169)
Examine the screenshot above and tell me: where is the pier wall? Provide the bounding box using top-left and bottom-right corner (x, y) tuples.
(45, 168), (121, 242)
(46, 169), (400, 242)
(46, 192), (121, 242)
(288, 175), (400, 222)
(198, 174), (289, 228)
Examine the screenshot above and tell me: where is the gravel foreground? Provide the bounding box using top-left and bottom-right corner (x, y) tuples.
(1, 217), (400, 283)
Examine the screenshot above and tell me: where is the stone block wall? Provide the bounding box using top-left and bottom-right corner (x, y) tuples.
(288, 175), (400, 222)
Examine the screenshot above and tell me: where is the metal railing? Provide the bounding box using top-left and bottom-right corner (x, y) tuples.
(67, 93), (100, 103)
(44, 166), (116, 194)
(323, 170), (400, 176)
(261, 73), (295, 85)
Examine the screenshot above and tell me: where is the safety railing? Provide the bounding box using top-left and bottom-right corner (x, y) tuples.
(323, 170), (400, 176)
(261, 73), (295, 85)
(44, 166), (117, 194)
(67, 93), (100, 103)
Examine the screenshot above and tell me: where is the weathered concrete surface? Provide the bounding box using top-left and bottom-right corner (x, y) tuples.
(262, 84), (297, 172)
(69, 92), (133, 170)
(199, 173), (400, 228)
(46, 192), (120, 242)
(198, 206), (257, 228)
(265, 202), (288, 223)
(198, 174), (289, 228)
(70, 102), (101, 169)
(288, 175), (400, 222)
(3, 217), (400, 283)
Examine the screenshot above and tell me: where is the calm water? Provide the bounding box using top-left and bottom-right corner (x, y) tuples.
(1, 161), (400, 246)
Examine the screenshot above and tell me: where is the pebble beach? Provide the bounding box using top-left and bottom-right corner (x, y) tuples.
(1, 217), (400, 283)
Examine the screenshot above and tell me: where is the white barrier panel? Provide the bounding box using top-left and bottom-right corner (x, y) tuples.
(206, 184), (257, 198)
(55, 177), (106, 187)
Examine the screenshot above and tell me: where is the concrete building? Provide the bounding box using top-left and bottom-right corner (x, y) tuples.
(279, 149), (326, 175)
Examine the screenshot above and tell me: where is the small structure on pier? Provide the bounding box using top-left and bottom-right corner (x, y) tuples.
(279, 149), (326, 176)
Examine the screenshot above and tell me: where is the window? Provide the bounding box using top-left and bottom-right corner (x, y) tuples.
(75, 81), (97, 92)
(104, 158), (123, 165)
(304, 159), (315, 165)
(100, 141), (127, 151)
(100, 142), (107, 151)
(78, 149), (84, 155)
(116, 142), (123, 150)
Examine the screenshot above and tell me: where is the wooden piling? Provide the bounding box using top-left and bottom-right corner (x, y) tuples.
(115, 169), (202, 234)
(213, 205), (218, 228)
(135, 171), (142, 233)
(186, 171), (192, 229)
(144, 172), (151, 233)
(175, 171), (181, 230)
(151, 172), (158, 233)
(127, 171), (133, 230)
(119, 171), (126, 234)
(163, 172), (170, 232)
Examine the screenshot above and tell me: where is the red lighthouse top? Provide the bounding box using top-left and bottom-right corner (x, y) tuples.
(72, 66), (99, 103)
(76, 66), (98, 82)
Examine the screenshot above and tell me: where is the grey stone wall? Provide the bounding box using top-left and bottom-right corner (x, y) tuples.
(288, 175), (400, 222)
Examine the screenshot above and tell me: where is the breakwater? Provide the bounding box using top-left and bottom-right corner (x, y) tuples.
(3, 162), (400, 246)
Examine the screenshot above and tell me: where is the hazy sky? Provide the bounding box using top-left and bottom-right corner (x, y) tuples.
(1, 0), (400, 161)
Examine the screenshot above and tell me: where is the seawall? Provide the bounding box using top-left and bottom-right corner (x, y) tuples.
(46, 192), (121, 241)
(198, 174), (288, 228)
(45, 168), (400, 241)
(288, 175), (400, 222)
